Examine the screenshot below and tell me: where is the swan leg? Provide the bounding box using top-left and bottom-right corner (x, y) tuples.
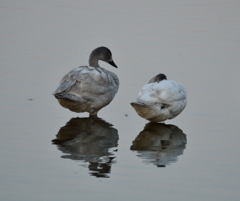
(89, 113), (98, 118)
(89, 109), (99, 118)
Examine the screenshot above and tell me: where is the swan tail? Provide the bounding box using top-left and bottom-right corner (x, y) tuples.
(54, 93), (79, 102)
(130, 102), (148, 109)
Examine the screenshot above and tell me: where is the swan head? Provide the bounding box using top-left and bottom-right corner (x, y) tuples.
(89, 46), (118, 68)
(148, 73), (167, 83)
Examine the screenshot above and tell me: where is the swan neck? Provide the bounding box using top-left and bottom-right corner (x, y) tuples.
(89, 54), (99, 67)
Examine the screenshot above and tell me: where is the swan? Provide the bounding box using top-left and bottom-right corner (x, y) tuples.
(53, 47), (119, 117)
(131, 73), (187, 122)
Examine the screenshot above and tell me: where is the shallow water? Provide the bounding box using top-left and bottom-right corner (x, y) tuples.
(1, 0), (240, 200)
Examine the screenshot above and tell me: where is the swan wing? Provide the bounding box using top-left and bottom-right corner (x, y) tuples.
(137, 80), (186, 104)
(54, 66), (119, 98)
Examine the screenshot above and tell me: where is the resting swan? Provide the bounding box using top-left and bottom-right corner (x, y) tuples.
(53, 47), (119, 117)
(131, 74), (187, 122)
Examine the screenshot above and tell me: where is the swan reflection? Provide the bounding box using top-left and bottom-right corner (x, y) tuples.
(130, 123), (187, 167)
(52, 117), (119, 178)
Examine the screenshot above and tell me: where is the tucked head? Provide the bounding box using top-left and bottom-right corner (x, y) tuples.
(148, 73), (167, 83)
(89, 46), (118, 68)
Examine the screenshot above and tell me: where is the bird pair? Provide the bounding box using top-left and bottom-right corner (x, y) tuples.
(53, 47), (187, 122)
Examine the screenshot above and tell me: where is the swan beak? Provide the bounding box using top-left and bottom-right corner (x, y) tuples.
(108, 60), (118, 68)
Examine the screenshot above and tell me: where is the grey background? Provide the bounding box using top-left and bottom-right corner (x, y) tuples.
(0, 0), (239, 200)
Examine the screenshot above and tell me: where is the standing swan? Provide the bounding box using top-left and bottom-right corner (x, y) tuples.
(53, 47), (119, 117)
(131, 74), (186, 122)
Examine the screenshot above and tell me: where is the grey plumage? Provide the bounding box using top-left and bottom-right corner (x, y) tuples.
(53, 47), (119, 116)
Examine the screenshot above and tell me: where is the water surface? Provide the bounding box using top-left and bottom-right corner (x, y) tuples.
(0, 0), (240, 201)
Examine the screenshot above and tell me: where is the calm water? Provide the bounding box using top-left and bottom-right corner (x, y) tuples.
(1, 0), (240, 200)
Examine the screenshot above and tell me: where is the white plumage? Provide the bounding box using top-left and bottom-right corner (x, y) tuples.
(131, 74), (187, 122)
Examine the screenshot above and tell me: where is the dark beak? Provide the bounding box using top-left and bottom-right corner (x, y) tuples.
(108, 60), (118, 68)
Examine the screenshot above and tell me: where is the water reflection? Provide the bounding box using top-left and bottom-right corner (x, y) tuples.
(52, 117), (119, 178)
(130, 123), (187, 167)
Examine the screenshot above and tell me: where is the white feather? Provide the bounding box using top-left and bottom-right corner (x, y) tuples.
(132, 79), (187, 122)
